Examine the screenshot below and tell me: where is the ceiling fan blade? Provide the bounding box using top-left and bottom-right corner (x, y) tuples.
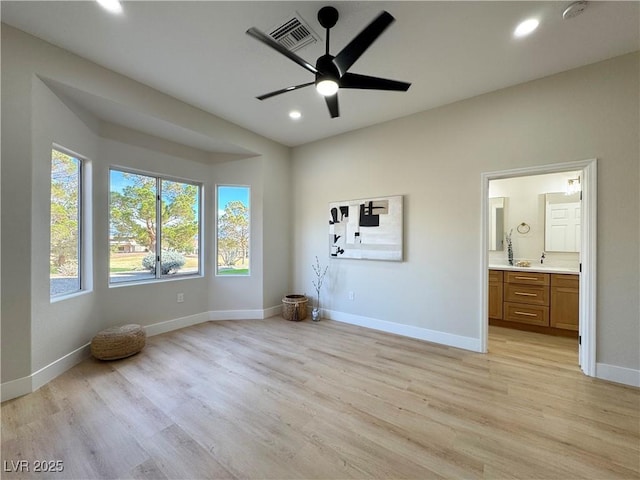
(333, 11), (395, 77)
(339, 73), (410, 91)
(246, 27), (318, 75)
(325, 93), (340, 118)
(256, 82), (315, 100)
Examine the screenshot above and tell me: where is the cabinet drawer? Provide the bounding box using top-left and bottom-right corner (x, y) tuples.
(504, 302), (549, 326)
(504, 283), (549, 306)
(504, 271), (549, 286)
(489, 270), (503, 283)
(551, 274), (579, 288)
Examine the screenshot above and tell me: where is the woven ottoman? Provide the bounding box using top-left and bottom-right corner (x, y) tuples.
(91, 324), (146, 360)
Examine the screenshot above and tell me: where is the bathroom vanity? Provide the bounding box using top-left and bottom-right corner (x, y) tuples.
(488, 266), (579, 337)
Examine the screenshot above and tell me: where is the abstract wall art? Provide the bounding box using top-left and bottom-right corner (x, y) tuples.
(329, 195), (403, 261)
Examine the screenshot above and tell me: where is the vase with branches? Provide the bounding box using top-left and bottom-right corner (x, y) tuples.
(311, 256), (328, 322)
(506, 228), (514, 266)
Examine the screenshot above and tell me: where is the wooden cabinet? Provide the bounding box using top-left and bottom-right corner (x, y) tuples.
(550, 274), (579, 331)
(504, 271), (550, 327)
(489, 269), (579, 336)
(488, 270), (503, 320)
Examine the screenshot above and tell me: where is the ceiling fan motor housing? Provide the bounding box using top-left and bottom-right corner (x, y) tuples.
(316, 54), (339, 82)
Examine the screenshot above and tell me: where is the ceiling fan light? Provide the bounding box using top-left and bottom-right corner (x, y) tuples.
(316, 79), (339, 97)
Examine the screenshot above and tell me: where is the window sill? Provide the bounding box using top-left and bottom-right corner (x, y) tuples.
(108, 273), (204, 288)
(50, 289), (93, 304)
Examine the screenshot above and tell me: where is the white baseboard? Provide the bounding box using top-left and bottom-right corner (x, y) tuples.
(596, 363), (640, 387)
(209, 309), (264, 320)
(209, 305), (282, 321)
(1, 343), (91, 402)
(31, 343), (91, 391)
(1, 376), (32, 402)
(144, 307), (280, 335)
(324, 309), (482, 352)
(263, 304), (283, 319)
(145, 312), (210, 337)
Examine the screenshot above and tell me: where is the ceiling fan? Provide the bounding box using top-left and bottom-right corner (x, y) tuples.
(246, 6), (411, 118)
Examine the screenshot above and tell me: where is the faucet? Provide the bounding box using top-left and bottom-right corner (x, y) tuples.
(540, 252), (546, 264)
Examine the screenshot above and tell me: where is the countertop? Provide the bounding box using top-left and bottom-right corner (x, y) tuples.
(489, 264), (579, 275)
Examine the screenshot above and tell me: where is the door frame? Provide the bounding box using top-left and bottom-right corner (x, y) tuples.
(480, 158), (597, 376)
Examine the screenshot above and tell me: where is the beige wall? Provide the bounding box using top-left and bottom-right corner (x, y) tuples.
(291, 52), (640, 372)
(209, 156), (265, 312)
(1, 25), (291, 387)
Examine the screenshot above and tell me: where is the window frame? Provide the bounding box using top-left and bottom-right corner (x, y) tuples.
(215, 184), (251, 277)
(50, 146), (85, 300)
(109, 166), (203, 285)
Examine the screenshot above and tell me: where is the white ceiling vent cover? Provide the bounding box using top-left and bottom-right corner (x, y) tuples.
(268, 14), (319, 52)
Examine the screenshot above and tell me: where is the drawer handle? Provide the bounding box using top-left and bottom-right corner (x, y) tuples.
(515, 292), (537, 297)
(515, 276), (538, 280)
(514, 311), (537, 317)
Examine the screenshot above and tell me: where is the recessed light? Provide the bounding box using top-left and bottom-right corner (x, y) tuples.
(96, 0), (123, 14)
(514, 18), (539, 38)
(289, 110), (302, 120)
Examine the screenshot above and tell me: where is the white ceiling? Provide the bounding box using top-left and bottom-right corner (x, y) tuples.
(2, 1), (639, 148)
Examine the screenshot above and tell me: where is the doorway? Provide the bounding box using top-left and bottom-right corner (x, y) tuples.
(480, 159), (597, 377)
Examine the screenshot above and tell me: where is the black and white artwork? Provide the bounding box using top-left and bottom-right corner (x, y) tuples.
(329, 195), (403, 261)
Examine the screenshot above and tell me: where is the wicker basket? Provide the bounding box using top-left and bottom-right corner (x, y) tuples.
(91, 324), (146, 360)
(282, 294), (308, 321)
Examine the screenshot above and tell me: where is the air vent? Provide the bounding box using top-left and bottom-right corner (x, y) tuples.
(268, 14), (319, 52)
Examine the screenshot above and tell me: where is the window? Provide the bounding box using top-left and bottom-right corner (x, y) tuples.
(216, 185), (250, 276)
(50, 148), (82, 297)
(109, 169), (201, 284)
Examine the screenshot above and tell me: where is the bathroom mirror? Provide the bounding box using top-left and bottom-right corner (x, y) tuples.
(544, 192), (580, 252)
(489, 197), (505, 251)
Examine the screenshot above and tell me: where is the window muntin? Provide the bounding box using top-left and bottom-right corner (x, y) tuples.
(216, 185), (250, 276)
(50, 148), (82, 297)
(109, 169), (201, 284)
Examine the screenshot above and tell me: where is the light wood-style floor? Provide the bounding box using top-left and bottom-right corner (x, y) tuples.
(2, 319), (639, 479)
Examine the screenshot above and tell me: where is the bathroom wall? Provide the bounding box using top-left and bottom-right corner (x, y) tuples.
(489, 171), (581, 269)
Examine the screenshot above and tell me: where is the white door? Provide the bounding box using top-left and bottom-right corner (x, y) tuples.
(546, 201), (581, 252)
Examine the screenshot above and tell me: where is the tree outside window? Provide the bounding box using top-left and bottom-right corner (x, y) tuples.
(50, 148), (81, 297)
(109, 169), (201, 283)
(217, 186), (250, 276)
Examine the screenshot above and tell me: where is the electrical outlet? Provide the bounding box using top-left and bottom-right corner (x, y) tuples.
(177, 293), (184, 303)
(348, 291), (355, 301)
